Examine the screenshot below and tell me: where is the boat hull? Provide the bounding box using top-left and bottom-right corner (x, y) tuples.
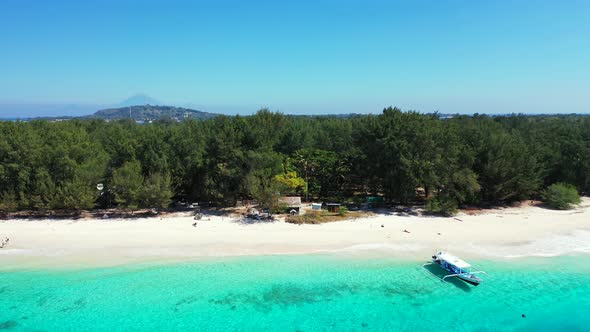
(433, 259), (482, 286)
(457, 275), (481, 286)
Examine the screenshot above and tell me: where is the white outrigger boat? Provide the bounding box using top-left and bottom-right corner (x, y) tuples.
(422, 251), (487, 286)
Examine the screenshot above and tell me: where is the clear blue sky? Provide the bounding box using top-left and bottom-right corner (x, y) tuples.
(0, 0), (589, 116)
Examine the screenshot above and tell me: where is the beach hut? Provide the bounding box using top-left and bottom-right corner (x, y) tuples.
(366, 196), (384, 208)
(326, 203), (341, 213)
(278, 196), (302, 214)
(311, 203), (322, 211)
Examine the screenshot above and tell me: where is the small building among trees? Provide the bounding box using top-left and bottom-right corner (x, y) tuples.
(278, 196), (302, 214)
(326, 203), (341, 213)
(366, 196), (384, 208)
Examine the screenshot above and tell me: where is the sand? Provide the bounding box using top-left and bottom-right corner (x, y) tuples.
(1, 198), (590, 268)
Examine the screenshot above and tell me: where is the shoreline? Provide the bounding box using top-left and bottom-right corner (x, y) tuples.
(1, 198), (590, 269)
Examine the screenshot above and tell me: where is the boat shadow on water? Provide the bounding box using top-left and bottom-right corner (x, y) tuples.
(421, 264), (473, 292)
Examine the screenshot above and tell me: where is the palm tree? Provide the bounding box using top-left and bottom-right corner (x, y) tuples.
(294, 150), (317, 202)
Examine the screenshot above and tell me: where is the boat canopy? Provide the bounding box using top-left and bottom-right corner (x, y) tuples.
(436, 252), (471, 269)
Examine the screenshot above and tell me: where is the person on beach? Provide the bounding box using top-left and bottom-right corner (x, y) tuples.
(0, 236), (9, 248)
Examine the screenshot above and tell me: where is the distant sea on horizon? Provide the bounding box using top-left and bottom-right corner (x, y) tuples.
(1, 254), (590, 331)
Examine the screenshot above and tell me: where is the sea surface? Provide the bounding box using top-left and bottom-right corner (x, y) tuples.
(1, 254), (589, 331)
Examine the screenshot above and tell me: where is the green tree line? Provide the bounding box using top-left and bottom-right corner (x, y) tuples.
(1, 108), (589, 211)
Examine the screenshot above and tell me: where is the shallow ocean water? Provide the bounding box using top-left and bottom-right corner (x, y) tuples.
(1, 254), (589, 331)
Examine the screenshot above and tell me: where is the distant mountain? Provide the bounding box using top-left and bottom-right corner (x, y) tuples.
(118, 94), (161, 107)
(0, 95), (161, 118)
(89, 105), (219, 121)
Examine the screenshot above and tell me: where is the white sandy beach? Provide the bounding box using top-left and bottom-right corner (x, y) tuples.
(1, 198), (590, 268)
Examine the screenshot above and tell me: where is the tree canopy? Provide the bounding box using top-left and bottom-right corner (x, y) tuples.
(1, 109), (589, 211)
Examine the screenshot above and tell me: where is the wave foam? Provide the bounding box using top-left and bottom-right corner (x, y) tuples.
(324, 243), (424, 253)
(472, 230), (590, 258)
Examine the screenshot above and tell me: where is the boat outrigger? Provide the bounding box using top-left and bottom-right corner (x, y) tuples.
(422, 251), (487, 286)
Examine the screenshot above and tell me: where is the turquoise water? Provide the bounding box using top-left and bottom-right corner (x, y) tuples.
(1, 255), (590, 331)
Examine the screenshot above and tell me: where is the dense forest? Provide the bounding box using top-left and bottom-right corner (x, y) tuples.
(1, 108), (589, 213)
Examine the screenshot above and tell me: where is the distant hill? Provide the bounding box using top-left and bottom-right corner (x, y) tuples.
(89, 105), (219, 121)
(118, 94), (161, 107)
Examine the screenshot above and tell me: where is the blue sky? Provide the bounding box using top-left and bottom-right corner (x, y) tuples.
(0, 0), (589, 116)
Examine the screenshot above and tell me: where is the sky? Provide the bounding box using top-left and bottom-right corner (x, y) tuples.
(0, 0), (589, 117)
